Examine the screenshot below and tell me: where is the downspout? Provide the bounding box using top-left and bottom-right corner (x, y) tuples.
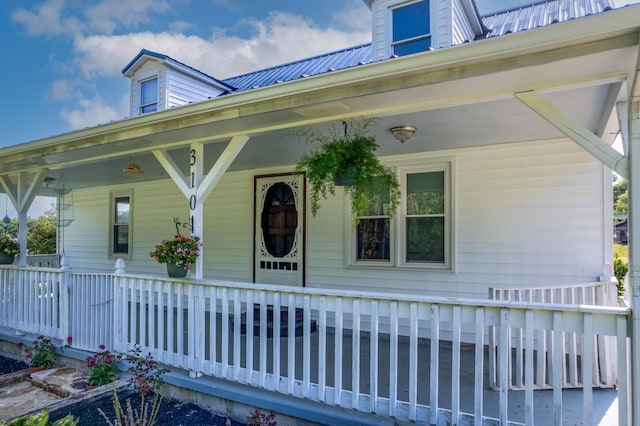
(628, 32), (640, 426)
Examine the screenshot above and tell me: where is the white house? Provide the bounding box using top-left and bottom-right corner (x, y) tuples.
(1, 0), (639, 424)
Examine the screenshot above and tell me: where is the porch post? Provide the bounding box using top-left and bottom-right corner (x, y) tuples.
(0, 171), (46, 266)
(190, 143), (204, 280)
(628, 89), (640, 425)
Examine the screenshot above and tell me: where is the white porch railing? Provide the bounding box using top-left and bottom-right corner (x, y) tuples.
(25, 254), (61, 268)
(0, 262), (632, 425)
(489, 282), (620, 390)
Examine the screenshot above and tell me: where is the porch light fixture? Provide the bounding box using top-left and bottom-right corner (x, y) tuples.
(3, 196), (10, 229)
(390, 125), (417, 143)
(123, 155), (144, 174)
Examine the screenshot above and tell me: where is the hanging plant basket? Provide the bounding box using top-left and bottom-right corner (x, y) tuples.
(294, 120), (400, 219)
(0, 253), (15, 265)
(166, 263), (189, 278)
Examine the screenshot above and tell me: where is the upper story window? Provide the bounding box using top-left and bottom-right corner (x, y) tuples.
(140, 77), (158, 114)
(391, 0), (431, 56)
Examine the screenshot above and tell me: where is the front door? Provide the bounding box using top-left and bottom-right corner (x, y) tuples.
(254, 174), (305, 286)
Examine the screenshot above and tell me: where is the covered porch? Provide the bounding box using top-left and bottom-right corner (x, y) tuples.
(0, 261), (629, 425)
(0, 4), (639, 425)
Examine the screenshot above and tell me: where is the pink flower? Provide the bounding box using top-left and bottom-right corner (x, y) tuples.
(99, 344), (106, 350)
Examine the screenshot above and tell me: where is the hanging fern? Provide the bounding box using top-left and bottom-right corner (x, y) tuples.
(294, 120), (400, 219)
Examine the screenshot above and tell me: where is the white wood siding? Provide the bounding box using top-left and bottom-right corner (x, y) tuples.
(369, 0), (476, 58)
(128, 61), (166, 117)
(434, 0), (451, 49)
(62, 139), (606, 301)
(370, 0), (388, 61)
(165, 68), (225, 109)
(452, 0), (476, 45)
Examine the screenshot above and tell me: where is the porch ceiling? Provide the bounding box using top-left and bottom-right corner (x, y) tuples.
(0, 9), (638, 197)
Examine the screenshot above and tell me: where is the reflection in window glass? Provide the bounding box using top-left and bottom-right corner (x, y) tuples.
(406, 171), (445, 263)
(113, 196), (130, 254)
(356, 181), (391, 262)
(140, 78), (158, 114)
(392, 0), (431, 56)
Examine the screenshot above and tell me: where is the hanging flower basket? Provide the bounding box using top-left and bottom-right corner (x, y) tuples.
(0, 235), (19, 264)
(150, 234), (202, 277)
(166, 263), (189, 278)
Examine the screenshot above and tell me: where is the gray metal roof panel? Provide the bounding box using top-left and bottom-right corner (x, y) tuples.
(222, 43), (372, 92)
(481, 0), (615, 38)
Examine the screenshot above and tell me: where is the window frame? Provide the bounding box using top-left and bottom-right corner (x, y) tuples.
(346, 158), (454, 271)
(388, 0), (432, 57)
(397, 162), (452, 269)
(109, 191), (133, 259)
(139, 77), (158, 114)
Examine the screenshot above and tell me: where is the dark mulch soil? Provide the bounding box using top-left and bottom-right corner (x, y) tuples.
(0, 356), (28, 374)
(0, 355), (245, 425)
(48, 390), (244, 426)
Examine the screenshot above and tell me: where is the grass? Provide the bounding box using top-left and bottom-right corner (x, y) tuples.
(614, 243), (628, 263)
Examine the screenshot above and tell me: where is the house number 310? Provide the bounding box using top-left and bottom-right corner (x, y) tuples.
(189, 148), (197, 230)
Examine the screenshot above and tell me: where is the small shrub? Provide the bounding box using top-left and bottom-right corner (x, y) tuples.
(87, 344), (121, 386)
(246, 409), (277, 426)
(0, 408), (78, 426)
(17, 335), (72, 368)
(99, 345), (168, 426)
(614, 255), (628, 299)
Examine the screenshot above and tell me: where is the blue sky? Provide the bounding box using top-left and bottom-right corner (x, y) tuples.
(0, 0), (636, 217)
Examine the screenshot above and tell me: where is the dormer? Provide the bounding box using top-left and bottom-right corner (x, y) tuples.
(122, 49), (235, 117)
(362, 0), (484, 61)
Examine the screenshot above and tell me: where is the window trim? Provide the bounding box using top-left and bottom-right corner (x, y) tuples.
(397, 162), (452, 270)
(139, 77), (158, 114)
(346, 157), (455, 271)
(387, 0), (432, 57)
(109, 191), (133, 259)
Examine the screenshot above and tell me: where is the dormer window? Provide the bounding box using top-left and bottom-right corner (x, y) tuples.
(140, 77), (158, 114)
(391, 0), (431, 56)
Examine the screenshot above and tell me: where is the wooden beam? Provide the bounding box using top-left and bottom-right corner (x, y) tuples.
(515, 90), (628, 178)
(152, 149), (190, 198)
(198, 135), (250, 201)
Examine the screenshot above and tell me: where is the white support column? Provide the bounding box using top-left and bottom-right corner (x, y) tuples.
(629, 94), (640, 426)
(190, 144), (204, 280)
(0, 170), (46, 266)
(627, 34), (640, 425)
(154, 137), (249, 281)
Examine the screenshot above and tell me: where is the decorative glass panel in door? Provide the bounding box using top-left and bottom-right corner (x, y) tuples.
(254, 174), (305, 286)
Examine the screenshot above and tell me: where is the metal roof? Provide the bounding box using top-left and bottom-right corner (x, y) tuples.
(125, 1), (616, 97)
(222, 43), (372, 92)
(122, 48), (235, 91)
(480, 0), (614, 38)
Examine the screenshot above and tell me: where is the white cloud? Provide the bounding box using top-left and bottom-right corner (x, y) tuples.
(60, 95), (122, 130)
(82, 0), (171, 35)
(73, 11), (369, 80)
(11, 0), (171, 37)
(47, 79), (80, 101)
(11, 0), (66, 36)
